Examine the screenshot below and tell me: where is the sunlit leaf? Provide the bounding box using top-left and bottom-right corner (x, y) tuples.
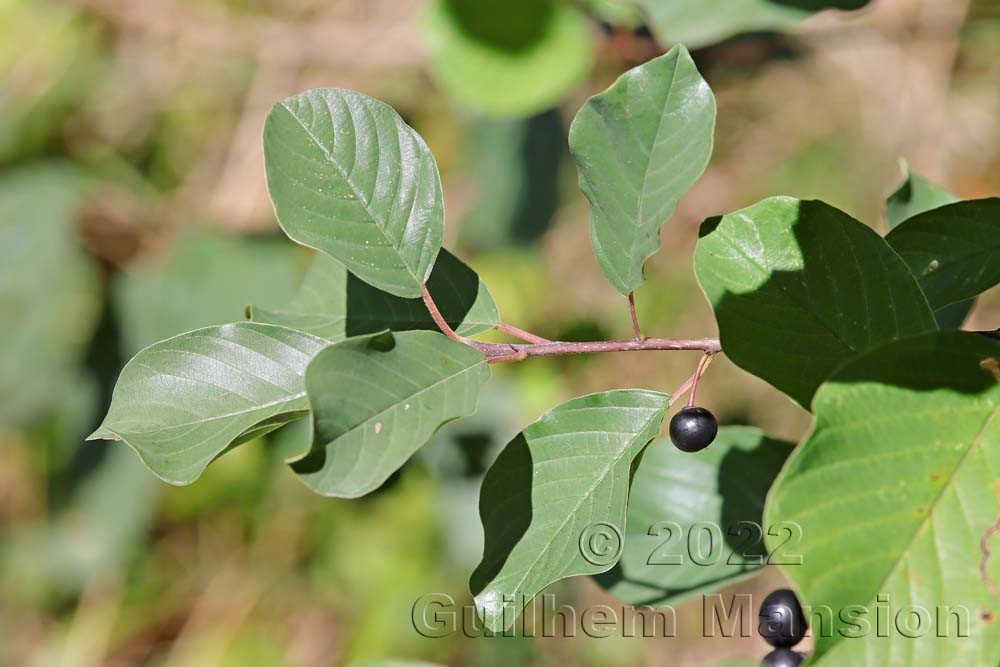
(765, 331), (1000, 665)
(264, 88), (443, 298)
(293, 330), (489, 498)
(570, 46), (715, 296)
(88, 323), (327, 484)
(695, 196), (937, 408)
(471, 389), (669, 632)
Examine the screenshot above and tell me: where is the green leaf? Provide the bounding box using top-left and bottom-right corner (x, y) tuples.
(293, 330), (490, 498)
(632, 0), (870, 48)
(764, 331), (1000, 666)
(570, 45), (716, 296)
(248, 249), (498, 341)
(883, 165), (974, 328)
(116, 228), (303, 354)
(885, 163), (958, 230)
(424, 0), (593, 117)
(88, 323), (327, 485)
(694, 196), (937, 408)
(885, 199), (1000, 315)
(595, 427), (792, 606)
(471, 389), (669, 632)
(0, 164), (101, 427)
(264, 88), (444, 298)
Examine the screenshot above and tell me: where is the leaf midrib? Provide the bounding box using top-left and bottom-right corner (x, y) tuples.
(279, 101), (423, 288)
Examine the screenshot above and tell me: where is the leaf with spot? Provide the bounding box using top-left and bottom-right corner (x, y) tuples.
(293, 330), (490, 498)
(264, 88), (444, 298)
(248, 249), (498, 341)
(471, 389), (669, 632)
(88, 323), (327, 484)
(886, 199), (1000, 327)
(764, 331), (1000, 666)
(695, 196), (937, 408)
(570, 45), (716, 296)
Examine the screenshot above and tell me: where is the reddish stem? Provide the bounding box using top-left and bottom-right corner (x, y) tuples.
(420, 283), (464, 342)
(686, 353), (714, 408)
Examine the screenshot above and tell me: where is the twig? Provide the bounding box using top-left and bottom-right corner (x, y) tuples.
(627, 293), (643, 340)
(496, 323), (552, 344)
(420, 284), (465, 342)
(471, 337), (721, 363)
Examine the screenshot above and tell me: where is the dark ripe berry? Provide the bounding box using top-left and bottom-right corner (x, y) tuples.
(760, 648), (804, 667)
(759, 588), (807, 648)
(668, 406), (718, 452)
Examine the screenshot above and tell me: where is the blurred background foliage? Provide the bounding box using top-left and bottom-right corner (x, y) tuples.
(2, 0), (999, 665)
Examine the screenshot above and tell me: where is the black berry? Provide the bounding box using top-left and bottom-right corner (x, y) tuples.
(759, 588), (807, 648)
(668, 406), (718, 452)
(760, 648), (804, 667)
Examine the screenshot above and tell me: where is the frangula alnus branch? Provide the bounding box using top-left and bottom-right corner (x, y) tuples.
(469, 337), (722, 364)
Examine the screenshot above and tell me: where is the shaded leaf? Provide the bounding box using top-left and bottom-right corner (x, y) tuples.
(471, 389), (669, 632)
(570, 45), (715, 296)
(248, 249), (498, 341)
(264, 88), (443, 297)
(595, 427), (792, 606)
(694, 196), (937, 408)
(116, 228), (302, 354)
(0, 164), (101, 427)
(88, 323), (327, 484)
(293, 330), (489, 498)
(424, 0), (593, 117)
(764, 331), (1000, 665)
(885, 163), (958, 230)
(886, 199), (1000, 314)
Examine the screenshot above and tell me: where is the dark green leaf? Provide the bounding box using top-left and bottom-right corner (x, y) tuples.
(570, 45), (716, 296)
(595, 427), (792, 606)
(264, 89), (443, 298)
(764, 331), (1000, 665)
(695, 196), (937, 408)
(248, 249), (498, 341)
(885, 199), (1000, 315)
(471, 389), (669, 632)
(293, 330), (489, 498)
(88, 323), (327, 484)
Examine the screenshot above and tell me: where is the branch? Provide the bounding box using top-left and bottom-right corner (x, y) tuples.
(471, 337), (722, 364)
